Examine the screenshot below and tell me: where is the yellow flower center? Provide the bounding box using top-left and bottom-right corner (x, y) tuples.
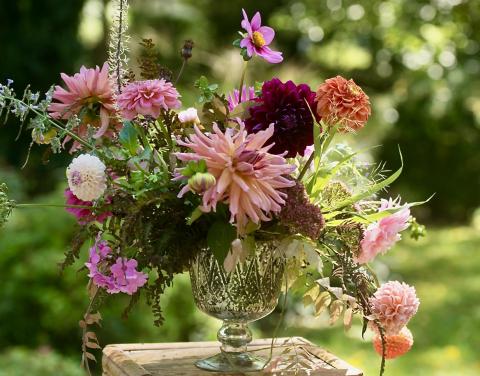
(252, 31), (266, 48)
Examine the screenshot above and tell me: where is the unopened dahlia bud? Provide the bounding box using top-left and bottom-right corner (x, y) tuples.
(178, 107), (200, 125)
(188, 172), (216, 193)
(32, 128), (57, 145)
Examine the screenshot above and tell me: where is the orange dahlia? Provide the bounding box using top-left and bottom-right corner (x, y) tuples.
(373, 327), (414, 359)
(315, 75), (371, 132)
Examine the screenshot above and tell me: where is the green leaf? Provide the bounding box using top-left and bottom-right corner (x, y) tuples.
(232, 39), (242, 48)
(326, 149), (404, 212)
(119, 121), (139, 155)
(207, 221), (237, 263)
(187, 206), (203, 225)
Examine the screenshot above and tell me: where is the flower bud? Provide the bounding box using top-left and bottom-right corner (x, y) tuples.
(178, 107), (200, 125)
(188, 172), (216, 193)
(181, 40), (194, 61)
(32, 128), (57, 145)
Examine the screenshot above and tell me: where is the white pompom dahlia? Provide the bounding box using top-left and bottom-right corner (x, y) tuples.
(66, 154), (107, 201)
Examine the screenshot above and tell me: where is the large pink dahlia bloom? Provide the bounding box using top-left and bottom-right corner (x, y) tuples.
(175, 124), (295, 232)
(369, 281), (420, 335)
(48, 62), (118, 152)
(355, 198), (411, 264)
(117, 79), (181, 120)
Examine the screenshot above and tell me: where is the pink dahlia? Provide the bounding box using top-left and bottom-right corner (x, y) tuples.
(355, 198), (411, 264)
(117, 79), (181, 120)
(240, 9), (283, 64)
(373, 327), (414, 359)
(315, 76), (371, 132)
(48, 62), (118, 152)
(227, 85), (256, 111)
(64, 189), (111, 225)
(369, 281), (420, 335)
(175, 124), (295, 232)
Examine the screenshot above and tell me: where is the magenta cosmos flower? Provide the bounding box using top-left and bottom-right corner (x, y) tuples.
(240, 9), (283, 64)
(117, 79), (181, 120)
(48, 62), (119, 152)
(175, 124), (295, 233)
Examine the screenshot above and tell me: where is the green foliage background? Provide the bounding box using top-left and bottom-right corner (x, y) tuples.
(0, 0), (479, 374)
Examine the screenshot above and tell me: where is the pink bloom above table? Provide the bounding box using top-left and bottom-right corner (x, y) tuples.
(48, 62), (118, 152)
(175, 124), (295, 232)
(316, 75), (371, 132)
(117, 79), (181, 120)
(356, 198), (410, 264)
(369, 281), (420, 335)
(240, 9), (283, 64)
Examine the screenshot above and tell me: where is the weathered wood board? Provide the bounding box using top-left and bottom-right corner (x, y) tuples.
(103, 337), (363, 376)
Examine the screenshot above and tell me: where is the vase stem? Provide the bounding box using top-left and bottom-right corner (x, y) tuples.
(218, 321), (252, 353)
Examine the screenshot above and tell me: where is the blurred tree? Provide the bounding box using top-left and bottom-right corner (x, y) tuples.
(0, 0), (87, 196)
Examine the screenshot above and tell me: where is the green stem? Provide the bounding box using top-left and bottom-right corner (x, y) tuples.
(297, 127), (337, 182)
(17, 203), (93, 209)
(237, 60), (249, 103)
(175, 59), (187, 85)
(4, 95), (96, 151)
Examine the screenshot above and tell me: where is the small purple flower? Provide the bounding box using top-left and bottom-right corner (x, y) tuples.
(240, 9), (283, 64)
(227, 85), (256, 111)
(110, 258), (148, 295)
(85, 239), (148, 295)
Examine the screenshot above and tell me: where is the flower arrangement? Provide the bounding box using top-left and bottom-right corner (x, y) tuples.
(0, 3), (429, 375)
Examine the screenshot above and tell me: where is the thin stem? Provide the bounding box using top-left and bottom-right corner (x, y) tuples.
(17, 203), (94, 209)
(237, 60), (248, 103)
(297, 151), (315, 181)
(4, 94), (95, 150)
(175, 59), (187, 85)
(116, 0), (124, 94)
(81, 285), (100, 376)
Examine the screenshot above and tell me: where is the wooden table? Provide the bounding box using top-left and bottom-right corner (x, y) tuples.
(102, 337), (363, 375)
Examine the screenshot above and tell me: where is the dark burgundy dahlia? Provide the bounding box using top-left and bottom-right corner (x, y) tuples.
(245, 78), (320, 158)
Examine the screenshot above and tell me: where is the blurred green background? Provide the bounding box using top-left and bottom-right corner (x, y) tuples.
(0, 0), (479, 375)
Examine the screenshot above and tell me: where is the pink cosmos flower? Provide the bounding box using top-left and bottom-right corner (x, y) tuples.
(175, 123), (295, 233)
(85, 240), (147, 295)
(64, 189), (111, 225)
(227, 85), (256, 111)
(48, 62), (119, 152)
(315, 76), (371, 132)
(369, 281), (420, 335)
(240, 9), (283, 64)
(373, 327), (414, 359)
(117, 79), (181, 120)
(355, 198), (411, 264)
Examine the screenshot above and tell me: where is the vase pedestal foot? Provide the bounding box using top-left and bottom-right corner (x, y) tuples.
(195, 352), (267, 372)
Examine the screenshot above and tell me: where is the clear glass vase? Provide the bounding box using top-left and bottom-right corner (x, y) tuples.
(189, 241), (285, 372)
